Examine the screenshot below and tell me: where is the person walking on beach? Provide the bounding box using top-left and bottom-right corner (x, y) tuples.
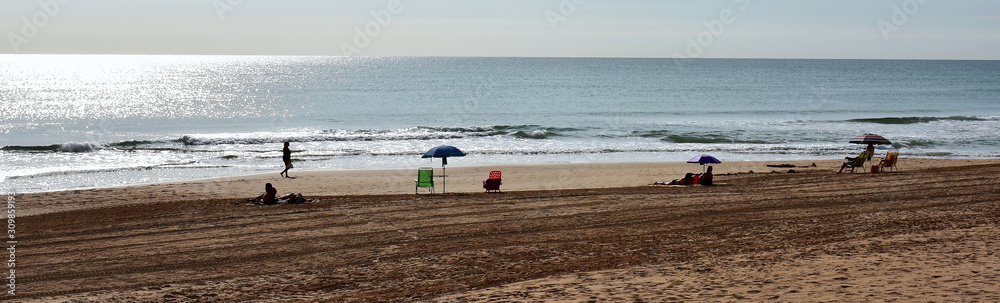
(280, 141), (293, 178)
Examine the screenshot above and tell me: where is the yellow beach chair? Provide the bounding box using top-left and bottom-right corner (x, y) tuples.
(880, 151), (899, 172)
(845, 152), (868, 173)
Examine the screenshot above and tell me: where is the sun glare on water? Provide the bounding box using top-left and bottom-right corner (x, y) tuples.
(0, 54), (276, 122)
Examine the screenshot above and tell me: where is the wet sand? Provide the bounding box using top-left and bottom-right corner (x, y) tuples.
(14, 159), (1000, 302)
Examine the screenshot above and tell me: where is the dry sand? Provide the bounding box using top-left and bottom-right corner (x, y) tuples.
(19, 158), (989, 217)
(12, 158), (1000, 302)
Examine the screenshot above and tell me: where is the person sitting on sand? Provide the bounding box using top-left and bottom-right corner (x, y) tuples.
(250, 183), (278, 205)
(698, 166), (714, 186)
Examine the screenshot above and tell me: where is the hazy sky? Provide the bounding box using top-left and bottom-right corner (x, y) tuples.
(2, 0), (998, 59)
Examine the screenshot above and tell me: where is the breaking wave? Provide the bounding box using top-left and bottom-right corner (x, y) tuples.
(512, 130), (550, 139)
(60, 142), (99, 153)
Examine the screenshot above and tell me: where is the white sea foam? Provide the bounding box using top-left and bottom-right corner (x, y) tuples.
(59, 142), (99, 153)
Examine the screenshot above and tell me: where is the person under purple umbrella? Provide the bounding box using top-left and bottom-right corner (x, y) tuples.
(657, 166), (714, 186)
(654, 155), (720, 186)
(698, 166), (714, 186)
(687, 154), (721, 172)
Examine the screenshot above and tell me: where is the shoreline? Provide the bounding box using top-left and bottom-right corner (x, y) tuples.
(18, 158), (1000, 217)
(13, 153), (1000, 195)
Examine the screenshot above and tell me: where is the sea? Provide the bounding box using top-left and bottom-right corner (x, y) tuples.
(2, 55), (999, 193)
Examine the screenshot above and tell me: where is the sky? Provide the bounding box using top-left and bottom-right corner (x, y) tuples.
(1, 0), (998, 59)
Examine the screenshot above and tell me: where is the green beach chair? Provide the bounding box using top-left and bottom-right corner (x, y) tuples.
(415, 167), (435, 194)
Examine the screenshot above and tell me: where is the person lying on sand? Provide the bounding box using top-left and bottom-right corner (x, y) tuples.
(249, 183), (278, 205)
(654, 173), (697, 186)
(276, 193), (309, 204)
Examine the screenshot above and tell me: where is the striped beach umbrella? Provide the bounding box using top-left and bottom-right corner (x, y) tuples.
(849, 134), (892, 145)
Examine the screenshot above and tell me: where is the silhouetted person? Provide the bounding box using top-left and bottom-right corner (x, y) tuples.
(251, 183), (278, 205)
(280, 141), (293, 178)
(699, 166), (714, 186)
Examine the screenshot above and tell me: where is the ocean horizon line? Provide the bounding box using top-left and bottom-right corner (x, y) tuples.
(2, 53), (998, 62)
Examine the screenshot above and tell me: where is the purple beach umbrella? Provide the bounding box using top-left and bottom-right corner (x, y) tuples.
(687, 154), (721, 171)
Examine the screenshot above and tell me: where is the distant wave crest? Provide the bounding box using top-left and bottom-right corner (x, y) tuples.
(107, 140), (156, 148)
(846, 116), (988, 124)
(179, 125), (563, 145)
(663, 135), (771, 144)
(2, 144), (63, 152)
(2, 143), (99, 153)
(3, 125), (566, 152)
(631, 130), (774, 144)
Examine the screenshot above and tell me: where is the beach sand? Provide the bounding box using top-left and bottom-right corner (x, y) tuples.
(19, 158), (990, 217)
(14, 158), (1000, 302)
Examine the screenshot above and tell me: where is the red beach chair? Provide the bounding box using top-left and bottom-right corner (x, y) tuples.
(483, 171), (502, 193)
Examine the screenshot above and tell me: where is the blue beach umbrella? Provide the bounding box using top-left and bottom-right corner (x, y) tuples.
(421, 145), (466, 193)
(687, 154), (721, 172)
(422, 145), (467, 160)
